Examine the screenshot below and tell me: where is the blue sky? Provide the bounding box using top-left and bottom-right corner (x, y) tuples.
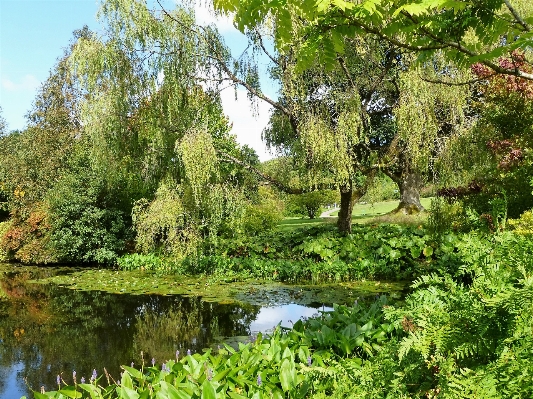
(0, 0), (275, 160)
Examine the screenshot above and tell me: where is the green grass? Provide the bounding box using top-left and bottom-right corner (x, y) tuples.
(279, 198), (433, 230)
(278, 217), (336, 231)
(348, 197), (433, 223)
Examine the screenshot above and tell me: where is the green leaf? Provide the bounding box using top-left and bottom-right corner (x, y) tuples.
(118, 386), (140, 399)
(280, 359), (296, 392)
(122, 366), (143, 380)
(331, 0), (354, 11)
(58, 387), (83, 398)
(158, 381), (189, 399)
(423, 246), (434, 257)
(213, 368), (232, 382)
(410, 246), (422, 258)
(121, 371), (134, 389)
(316, 0), (330, 13)
(201, 380), (216, 399)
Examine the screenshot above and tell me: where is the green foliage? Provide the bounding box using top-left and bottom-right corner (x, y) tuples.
(508, 209), (533, 235)
(46, 169), (129, 264)
(132, 182), (198, 260)
(29, 330), (315, 399)
(25, 295), (400, 399)
(215, 0), (533, 80)
(360, 174), (399, 203)
(0, 221), (10, 261)
(289, 190), (338, 219)
(204, 223), (459, 281)
(242, 186), (284, 235)
(290, 296), (398, 358)
(22, 229), (533, 398)
(427, 197), (477, 237)
(375, 231), (533, 397)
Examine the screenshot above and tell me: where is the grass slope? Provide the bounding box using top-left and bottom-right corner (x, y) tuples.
(279, 198), (433, 230)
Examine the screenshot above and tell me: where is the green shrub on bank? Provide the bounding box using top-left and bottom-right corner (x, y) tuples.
(0, 220), (9, 261)
(118, 223), (466, 281)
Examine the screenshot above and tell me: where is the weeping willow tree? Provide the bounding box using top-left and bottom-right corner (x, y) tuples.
(386, 64), (471, 213)
(68, 0), (252, 257)
(262, 37), (474, 228)
(257, 33), (403, 233)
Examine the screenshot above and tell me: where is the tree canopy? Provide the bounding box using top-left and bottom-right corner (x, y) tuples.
(215, 0), (533, 79)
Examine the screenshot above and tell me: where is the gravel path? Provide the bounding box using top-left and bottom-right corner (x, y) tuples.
(320, 208), (339, 218)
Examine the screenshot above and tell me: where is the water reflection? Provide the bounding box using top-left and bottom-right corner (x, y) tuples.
(249, 303), (333, 332)
(0, 266), (328, 398)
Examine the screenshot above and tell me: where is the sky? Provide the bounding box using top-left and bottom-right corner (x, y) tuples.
(0, 0), (276, 160)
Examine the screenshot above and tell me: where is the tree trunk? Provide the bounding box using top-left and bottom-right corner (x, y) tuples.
(392, 170), (424, 214)
(337, 185), (356, 234)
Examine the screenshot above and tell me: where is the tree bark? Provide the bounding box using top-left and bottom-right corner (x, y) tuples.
(337, 185), (356, 234)
(386, 169), (425, 214)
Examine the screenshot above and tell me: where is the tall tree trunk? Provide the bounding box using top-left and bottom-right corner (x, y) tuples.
(337, 184), (356, 234)
(386, 169), (424, 214)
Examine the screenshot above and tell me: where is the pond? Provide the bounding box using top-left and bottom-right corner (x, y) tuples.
(0, 264), (406, 398)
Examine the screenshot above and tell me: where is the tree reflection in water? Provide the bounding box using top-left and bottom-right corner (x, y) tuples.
(0, 265), (260, 398)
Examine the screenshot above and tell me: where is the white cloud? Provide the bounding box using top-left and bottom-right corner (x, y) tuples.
(193, 1), (235, 32)
(1, 74), (40, 92)
(219, 87), (274, 161)
(249, 304), (331, 332)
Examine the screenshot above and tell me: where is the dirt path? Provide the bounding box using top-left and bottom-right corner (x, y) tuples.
(320, 208), (339, 218)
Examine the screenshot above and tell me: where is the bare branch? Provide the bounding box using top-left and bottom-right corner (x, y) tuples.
(254, 28), (280, 66)
(503, 0), (531, 32)
(418, 72), (496, 86)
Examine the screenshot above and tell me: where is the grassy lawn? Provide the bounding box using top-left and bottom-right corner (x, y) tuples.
(279, 197), (433, 229)
(278, 217), (336, 231)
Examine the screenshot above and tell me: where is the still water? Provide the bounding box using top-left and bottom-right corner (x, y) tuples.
(0, 265), (334, 398)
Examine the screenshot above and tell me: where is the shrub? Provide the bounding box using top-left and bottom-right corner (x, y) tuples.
(46, 172), (128, 264)
(0, 205), (57, 264)
(360, 173), (399, 203)
(243, 186), (284, 235)
(0, 220), (10, 261)
(132, 183), (199, 259)
(508, 209), (533, 236)
(287, 190), (339, 219)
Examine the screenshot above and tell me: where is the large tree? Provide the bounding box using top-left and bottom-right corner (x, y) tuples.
(68, 1), (265, 258)
(257, 30), (470, 229)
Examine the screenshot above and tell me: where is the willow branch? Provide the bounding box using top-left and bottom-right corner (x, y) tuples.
(254, 28), (279, 66)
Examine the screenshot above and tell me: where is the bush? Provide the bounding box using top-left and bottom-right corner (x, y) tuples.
(243, 186), (284, 235)
(287, 190), (339, 219)
(46, 172), (128, 264)
(0, 205), (58, 264)
(0, 220), (10, 261)
(132, 183), (199, 259)
(508, 209), (533, 236)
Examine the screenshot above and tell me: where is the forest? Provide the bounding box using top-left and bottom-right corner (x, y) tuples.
(1, 0), (533, 398)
